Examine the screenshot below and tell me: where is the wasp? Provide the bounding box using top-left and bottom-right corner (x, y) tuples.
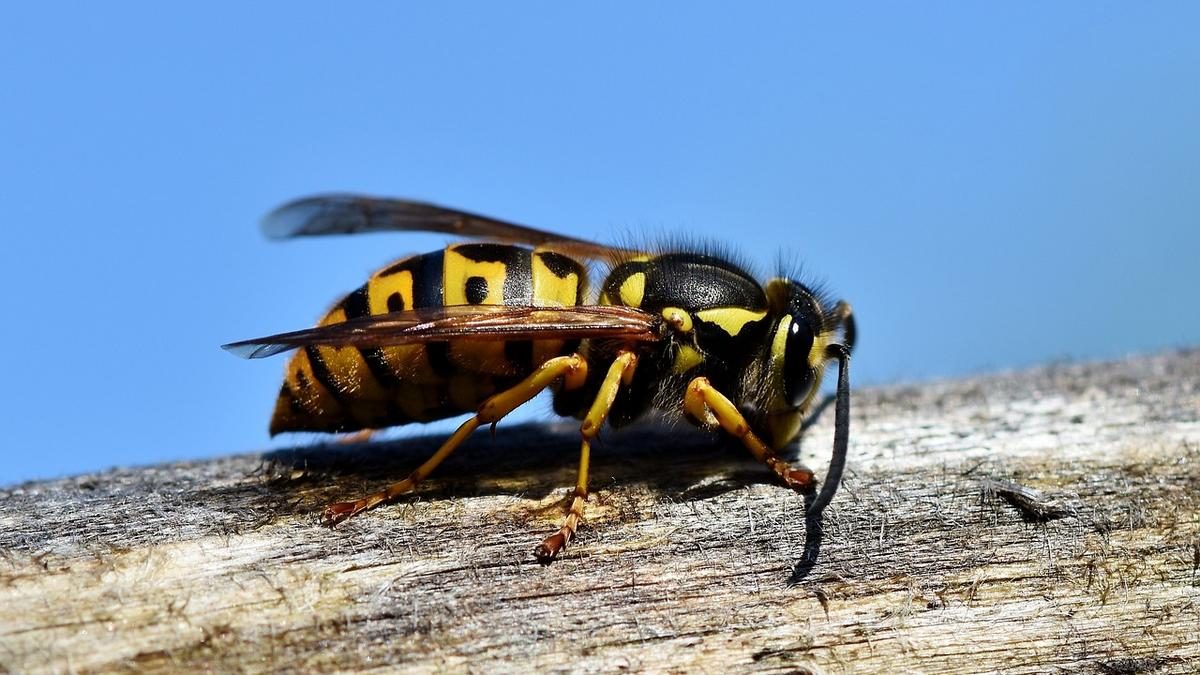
(225, 195), (856, 562)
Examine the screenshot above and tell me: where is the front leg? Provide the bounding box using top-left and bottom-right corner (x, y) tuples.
(683, 377), (818, 493)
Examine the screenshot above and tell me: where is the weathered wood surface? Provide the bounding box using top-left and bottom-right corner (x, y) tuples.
(2, 350), (1198, 674)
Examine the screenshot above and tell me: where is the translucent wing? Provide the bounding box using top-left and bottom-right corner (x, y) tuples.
(223, 305), (662, 359)
(262, 194), (630, 260)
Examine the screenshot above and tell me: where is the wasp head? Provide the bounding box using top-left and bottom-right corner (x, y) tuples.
(742, 278), (853, 450)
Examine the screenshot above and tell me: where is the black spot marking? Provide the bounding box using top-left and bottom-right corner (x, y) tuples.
(294, 369), (311, 392)
(465, 276), (489, 305)
(387, 292), (406, 313)
(452, 244), (532, 304)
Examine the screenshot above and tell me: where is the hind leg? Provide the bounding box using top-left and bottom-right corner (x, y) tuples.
(322, 354), (589, 525)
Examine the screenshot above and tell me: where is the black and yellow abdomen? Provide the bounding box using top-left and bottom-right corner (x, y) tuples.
(270, 243), (586, 435)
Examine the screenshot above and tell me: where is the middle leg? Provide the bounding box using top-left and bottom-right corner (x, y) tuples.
(322, 353), (589, 525)
(535, 350), (638, 563)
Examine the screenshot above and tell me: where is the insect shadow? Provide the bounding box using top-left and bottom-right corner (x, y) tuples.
(255, 418), (826, 519)
(248, 412), (834, 573)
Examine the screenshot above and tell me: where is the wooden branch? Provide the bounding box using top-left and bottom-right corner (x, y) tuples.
(2, 350), (1198, 673)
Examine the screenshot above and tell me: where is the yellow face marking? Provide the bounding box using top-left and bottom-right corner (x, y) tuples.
(768, 315), (791, 405)
(770, 316), (791, 360)
(661, 307), (693, 333)
(444, 247), (506, 305)
(672, 344), (705, 374)
(618, 272), (645, 307)
(695, 307), (768, 336)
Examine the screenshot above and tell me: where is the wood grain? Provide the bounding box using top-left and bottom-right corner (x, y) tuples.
(2, 350), (1198, 673)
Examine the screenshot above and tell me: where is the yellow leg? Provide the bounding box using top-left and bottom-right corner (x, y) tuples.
(535, 350), (638, 562)
(683, 376), (817, 492)
(322, 354), (589, 526)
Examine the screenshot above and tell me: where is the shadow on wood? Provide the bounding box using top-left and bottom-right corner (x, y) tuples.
(1, 349), (1198, 673)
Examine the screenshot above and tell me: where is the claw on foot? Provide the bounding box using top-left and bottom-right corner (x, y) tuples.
(321, 501), (362, 527)
(768, 460), (817, 492)
(535, 532), (568, 564)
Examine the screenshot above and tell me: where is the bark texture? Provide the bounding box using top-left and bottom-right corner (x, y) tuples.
(2, 350), (1198, 674)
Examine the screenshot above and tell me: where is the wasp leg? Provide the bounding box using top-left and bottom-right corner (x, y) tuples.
(534, 439), (591, 563)
(683, 377), (818, 492)
(337, 429), (376, 445)
(535, 350), (638, 563)
(322, 354), (590, 526)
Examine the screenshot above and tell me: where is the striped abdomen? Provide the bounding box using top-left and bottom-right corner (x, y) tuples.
(270, 244), (586, 435)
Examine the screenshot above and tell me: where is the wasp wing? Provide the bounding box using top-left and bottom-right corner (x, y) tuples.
(262, 194), (631, 260)
(223, 305), (662, 359)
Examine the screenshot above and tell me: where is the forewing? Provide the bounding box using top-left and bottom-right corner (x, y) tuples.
(262, 194), (629, 259)
(223, 305), (662, 359)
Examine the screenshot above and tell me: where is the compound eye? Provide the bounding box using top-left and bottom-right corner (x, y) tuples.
(783, 317), (816, 407)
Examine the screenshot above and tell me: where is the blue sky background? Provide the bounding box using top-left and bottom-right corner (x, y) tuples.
(2, 3), (1197, 485)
